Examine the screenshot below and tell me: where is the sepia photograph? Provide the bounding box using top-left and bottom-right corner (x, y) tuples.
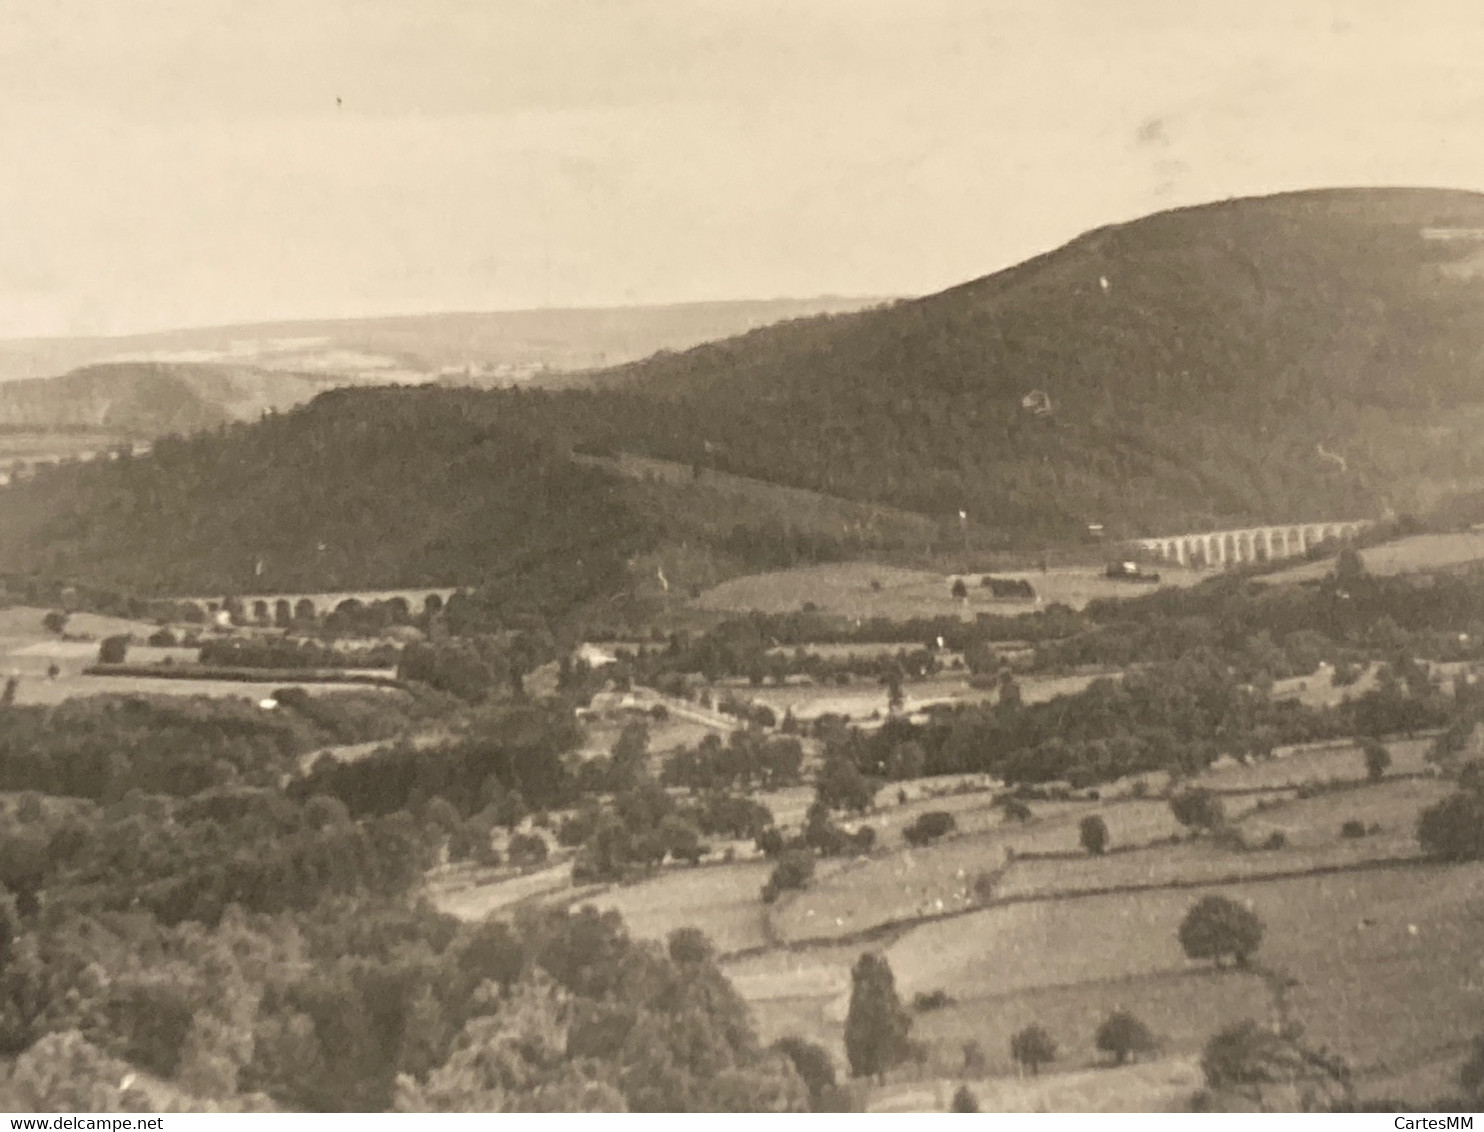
(0, 0), (1483, 1117)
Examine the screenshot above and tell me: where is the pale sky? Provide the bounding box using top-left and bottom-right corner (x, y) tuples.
(3, 0), (1484, 337)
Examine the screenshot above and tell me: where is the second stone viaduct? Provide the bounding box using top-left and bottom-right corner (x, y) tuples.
(1132, 520), (1372, 567)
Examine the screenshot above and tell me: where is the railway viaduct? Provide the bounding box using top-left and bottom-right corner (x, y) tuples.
(1132, 520), (1372, 567)
(171, 587), (461, 624)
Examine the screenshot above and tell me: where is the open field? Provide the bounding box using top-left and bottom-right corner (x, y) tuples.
(869, 1057), (1205, 1113)
(906, 974), (1270, 1082)
(586, 860), (775, 953)
(0, 606), (398, 704)
(881, 864), (1484, 1092)
(1192, 735), (1436, 792)
(767, 642), (977, 662)
(0, 606), (158, 640)
(992, 827), (1431, 901)
(573, 713), (719, 765)
(748, 784), (816, 829)
(1259, 531), (1484, 585)
(992, 777), (1447, 901)
(430, 861), (576, 920)
(768, 797), (1193, 943)
(1235, 777), (1451, 851)
(1270, 662), (1380, 708)
(739, 669), (1110, 723)
(0, 430), (119, 472)
(9, 674), (396, 706)
(692, 560), (1207, 618)
(705, 763), (1477, 1107)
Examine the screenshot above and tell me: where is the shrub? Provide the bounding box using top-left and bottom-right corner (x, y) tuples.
(658, 814), (706, 864)
(691, 793), (773, 840)
(771, 1036), (837, 1112)
(763, 850), (815, 902)
(1212, 825), (1248, 852)
(97, 636), (129, 665)
(557, 808), (599, 848)
(1000, 798), (1032, 823)
(1262, 831), (1288, 850)
(961, 1040), (987, 1076)
(667, 927), (715, 965)
(755, 827), (786, 858)
(14, 794), (43, 824)
(1079, 815), (1109, 855)
(1361, 738), (1391, 783)
(903, 811), (956, 847)
(1095, 1010), (1156, 1065)
(912, 989), (954, 1012)
(1009, 1024), (1057, 1076)
(950, 1085), (979, 1112)
(105, 980), (195, 1078)
(1170, 787), (1225, 832)
(1179, 895), (1264, 968)
(507, 832), (549, 867)
(1197, 1018), (1342, 1097)
(1417, 788), (1484, 861)
(1340, 819), (1367, 839)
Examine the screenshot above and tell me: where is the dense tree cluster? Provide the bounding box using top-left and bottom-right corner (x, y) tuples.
(813, 649), (1382, 791)
(1417, 770), (1484, 861)
(0, 692), (430, 801)
(0, 895), (812, 1112)
(1054, 564), (1484, 679)
(397, 640), (513, 703)
(660, 730), (804, 792)
(287, 704), (583, 818)
(199, 637), (399, 671)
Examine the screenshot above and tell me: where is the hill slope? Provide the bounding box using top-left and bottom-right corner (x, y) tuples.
(0, 387), (934, 612)
(6, 188), (1484, 607)
(577, 187), (1484, 535)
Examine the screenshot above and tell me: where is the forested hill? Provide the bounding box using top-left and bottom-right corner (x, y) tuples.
(577, 187), (1484, 533)
(0, 387), (931, 611)
(0, 389), (657, 606)
(8, 188), (1484, 608)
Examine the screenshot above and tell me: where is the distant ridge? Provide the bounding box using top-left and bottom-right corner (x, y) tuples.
(0, 362), (339, 434)
(0, 297), (891, 388)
